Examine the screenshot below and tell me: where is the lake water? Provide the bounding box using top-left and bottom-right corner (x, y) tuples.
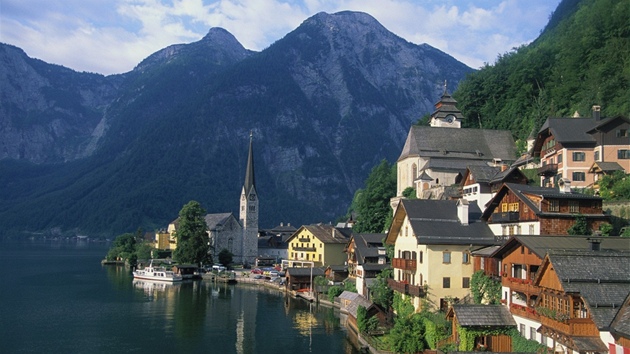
(0, 239), (360, 353)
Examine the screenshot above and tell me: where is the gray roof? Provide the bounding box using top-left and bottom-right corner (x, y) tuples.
(590, 161), (625, 173)
(352, 233), (386, 265)
(611, 293), (630, 337)
(288, 224), (352, 244)
(339, 291), (374, 318)
(538, 117), (599, 144)
(452, 305), (516, 327)
(398, 126), (517, 163)
(431, 90), (465, 121)
(546, 250), (630, 329)
(286, 267), (326, 277)
(399, 199), (496, 246)
(492, 235), (630, 259)
(423, 158), (488, 174)
(204, 213), (238, 230)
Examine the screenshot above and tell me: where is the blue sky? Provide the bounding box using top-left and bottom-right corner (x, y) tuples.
(1, 0), (561, 75)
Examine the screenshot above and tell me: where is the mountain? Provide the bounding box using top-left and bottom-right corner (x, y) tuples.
(454, 0), (629, 141)
(0, 11), (473, 237)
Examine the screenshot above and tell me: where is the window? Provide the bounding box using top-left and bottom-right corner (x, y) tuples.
(249, 205), (256, 212)
(572, 151), (586, 161)
(572, 172), (586, 181)
(557, 154), (563, 163)
(619, 150), (630, 159)
(530, 327), (537, 341)
(529, 225), (535, 235)
(501, 203), (508, 212)
(419, 251), (423, 264)
(617, 129), (628, 137)
(520, 324), (526, 336)
(463, 277), (470, 288)
(462, 252), (470, 264)
(443, 277), (450, 288)
(594, 150), (600, 161)
(509, 203), (519, 212)
(549, 200), (559, 212)
(569, 200), (579, 213)
(443, 251), (451, 264)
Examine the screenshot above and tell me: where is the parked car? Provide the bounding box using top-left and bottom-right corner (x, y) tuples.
(251, 268), (263, 274)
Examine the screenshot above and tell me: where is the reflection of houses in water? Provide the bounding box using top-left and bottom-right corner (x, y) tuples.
(293, 310), (319, 337)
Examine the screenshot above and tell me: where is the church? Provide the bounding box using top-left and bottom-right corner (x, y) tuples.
(391, 84), (517, 209)
(156, 133), (259, 267)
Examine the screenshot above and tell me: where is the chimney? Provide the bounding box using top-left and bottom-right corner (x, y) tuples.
(588, 238), (601, 251)
(501, 164), (508, 172)
(457, 199), (469, 225)
(558, 178), (572, 193)
(592, 105), (601, 121)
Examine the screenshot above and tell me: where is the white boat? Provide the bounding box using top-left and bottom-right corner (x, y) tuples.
(133, 260), (183, 282)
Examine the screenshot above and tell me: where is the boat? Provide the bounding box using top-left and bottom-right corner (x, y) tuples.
(133, 260), (183, 282)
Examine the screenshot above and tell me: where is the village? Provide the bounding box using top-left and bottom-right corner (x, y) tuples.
(143, 88), (630, 354)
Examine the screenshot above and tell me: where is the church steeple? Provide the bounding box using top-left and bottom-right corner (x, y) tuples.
(429, 81), (464, 128)
(244, 131), (255, 195)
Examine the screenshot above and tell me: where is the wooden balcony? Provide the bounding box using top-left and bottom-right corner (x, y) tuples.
(505, 277), (538, 295)
(293, 246), (316, 252)
(387, 278), (426, 297)
(510, 303), (540, 321)
(537, 163), (558, 176)
(539, 315), (598, 336)
(492, 211), (519, 223)
(392, 258), (416, 271)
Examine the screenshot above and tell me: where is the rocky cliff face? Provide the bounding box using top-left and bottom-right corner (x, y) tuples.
(0, 12), (473, 235)
(0, 44), (122, 163)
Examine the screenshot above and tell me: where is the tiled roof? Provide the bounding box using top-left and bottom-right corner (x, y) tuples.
(452, 305), (516, 327)
(423, 158), (488, 173)
(339, 291), (374, 318)
(299, 224), (352, 244)
(466, 165), (501, 183)
(539, 117), (599, 144)
(492, 235), (630, 259)
(286, 267), (326, 277)
(400, 199), (496, 246)
(611, 293), (630, 338)
(204, 213), (237, 229)
(352, 233), (386, 265)
(398, 126), (517, 163)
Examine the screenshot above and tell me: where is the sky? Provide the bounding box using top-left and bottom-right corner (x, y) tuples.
(1, 0), (561, 76)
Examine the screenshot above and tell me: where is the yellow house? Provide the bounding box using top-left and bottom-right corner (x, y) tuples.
(385, 199), (496, 312)
(155, 218), (178, 250)
(286, 224), (352, 267)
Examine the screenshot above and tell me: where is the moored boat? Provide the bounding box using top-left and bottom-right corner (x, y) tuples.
(133, 260), (183, 282)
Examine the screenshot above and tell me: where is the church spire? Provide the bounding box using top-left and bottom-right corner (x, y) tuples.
(244, 130), (255, 194)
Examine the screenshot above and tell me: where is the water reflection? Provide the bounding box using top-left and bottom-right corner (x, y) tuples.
(132, 279), (182, 301)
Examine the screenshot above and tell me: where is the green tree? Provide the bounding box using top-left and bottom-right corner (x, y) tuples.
(327, 285), (344, 302)
(106, 233), (137, 261)
(357, 305), (368, 333)
(470, 270), (501, 304)
(350, 160), (397, 233)
(173, 200), (210, 265)
(344, 280), (357, 293)
(387, 313), (426, 354)
(599, 172), (630, 201)
(370, 268), (394, 310)
(599, 223), (613, 236)
(402, 187), (417, 199)
(218, 249), (233, 267)
(567, 214), (590, 235)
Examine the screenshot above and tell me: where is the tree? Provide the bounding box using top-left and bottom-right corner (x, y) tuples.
(470, 270), (501, 304)
(598, 172), (630, 201)
(327, 285), (344, 302)
(402, 187), (417, 199)
(349, 160), (397, 233)
(218, 249), (233, 267)
(567, 214), (590, 235)
(106, 233), (137, 262)
(357, 305), (368, 333)
(370, 268), (394, 310)
(173, 200), (210, 265)
(387, 313), (427, 354)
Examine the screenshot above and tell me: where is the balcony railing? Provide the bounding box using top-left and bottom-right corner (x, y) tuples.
(539, 314), (598, 336)
(387, 279), (426, 297)
(492, 211), (520, 222)
(510, 303), (540, 321)
(293, 246), (316, 252)
(392, 258), (417, 271)
(537, 164), (558, 176)
(298, 237), (310, 242)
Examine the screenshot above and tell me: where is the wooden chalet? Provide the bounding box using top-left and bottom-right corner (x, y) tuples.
(285, 267), (325, 292)
(533, 248), (630, 354)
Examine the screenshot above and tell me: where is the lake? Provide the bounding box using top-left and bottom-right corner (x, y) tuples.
(0, 239), (360, 353)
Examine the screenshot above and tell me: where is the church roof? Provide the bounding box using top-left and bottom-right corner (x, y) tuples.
(243, 132), (255, 194)
(204, 213), (237, 230)
(398, 126), (517, 163)
(431, 88), (465, 121)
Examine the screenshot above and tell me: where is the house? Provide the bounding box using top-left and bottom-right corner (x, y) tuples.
(257, 223), (296, 264)
(385, 199), (497, 311)
(285, 266), (326, 292)
(533, 106), (630, 190)
(490, 235), (630, 351)
(337, 291), (387, 333)
(286, 224), (352, 267)
(205, 213), (243, 262)
(346, 233), (389, 297)
(460, 164), (528, 209)
(481, 182), (608, 236)
(445, 304), (516, 352)
(588, 161), (626, 192)
(392, 86), (517, 208)
(533, 247), (630, 354)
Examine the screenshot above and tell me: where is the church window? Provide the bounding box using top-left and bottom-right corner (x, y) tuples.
(249, 205), (256, 212)
(249, 194), (256, 201)
(228, 238), (233, 252)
